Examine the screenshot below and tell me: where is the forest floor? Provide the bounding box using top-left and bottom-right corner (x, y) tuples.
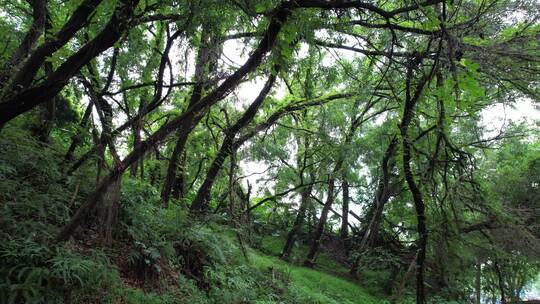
(0, 127), (389, 303)
(114, 228), (390, 303)
(226, 230), (388, 304)
(249, 250), (383, 304)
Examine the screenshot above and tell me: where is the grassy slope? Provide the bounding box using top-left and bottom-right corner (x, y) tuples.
(249, 251), (386, 304)
(118, 228), (388, 304)
(0, 125), (387, 304)
(244, 233), (387, 304)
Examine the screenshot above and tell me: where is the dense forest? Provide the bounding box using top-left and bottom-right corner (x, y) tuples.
(0, 0), (539, 303)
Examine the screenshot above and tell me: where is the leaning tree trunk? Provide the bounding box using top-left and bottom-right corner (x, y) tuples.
(281, 183), (313, 260)
(350, 136), (398, 275)
(162, 132), (191, 207)
(55, 4), (292, 242)
(161, 26), (220, 208)
(0, 0), (138, 125)
(0, 0), (46, 84)
(30, 15), (57, 143)
(64, 101), (93, 161)
(190, 74), (276, 213)
(340, 177), (350, 246)
(304, 174), (336, 267)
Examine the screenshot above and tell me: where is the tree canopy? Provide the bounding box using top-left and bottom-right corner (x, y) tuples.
(0, 0), (539, 303)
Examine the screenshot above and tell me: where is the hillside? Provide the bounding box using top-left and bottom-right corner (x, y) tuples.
(1, 0), (539, 303)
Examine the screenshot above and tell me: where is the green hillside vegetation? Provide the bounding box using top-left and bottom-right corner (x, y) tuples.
(1, 0), (539, 303)
(0, 131), (383, 303)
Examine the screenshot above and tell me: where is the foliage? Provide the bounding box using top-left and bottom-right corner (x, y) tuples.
(1, 0), (539, 303)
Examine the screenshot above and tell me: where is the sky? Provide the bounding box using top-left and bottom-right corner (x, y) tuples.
(224, 40), (539, 225)
(93, 22), (539, 226)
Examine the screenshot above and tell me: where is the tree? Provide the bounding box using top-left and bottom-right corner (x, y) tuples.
(1, 0), (538, 303)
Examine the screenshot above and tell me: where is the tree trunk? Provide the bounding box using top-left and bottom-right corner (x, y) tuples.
(172, 151), (186, 199)
(350, 136), (398, 275)
(475, 261), (481, 304)
(130, 119), (142, 177)
(65, 101), (93, 161)
(189, 133), (232, 211)
(161, 26), (220, 207)
(30, 14), (58, 142)
(161, 133), (190, 207)
(2, 0), (104, 94)
(340, 177), (349, 245)
(494, 261), (506, 304)
(301, 96), (367, 267)
(56, 5), (291, 242)
(190, 74), (276, 213)
(83, 64), (124, 244)
(149, 157), (161, 187)
(0, 0), (46, 84)
(0, 0), (137, 125)
(97, 176), (121, 246)
(402, 109), (427, 304)
(399, 61), (433, 304)
(304, 175), (335, 267)
(227, 148), (238, 223)
(281, 183), (313, 260)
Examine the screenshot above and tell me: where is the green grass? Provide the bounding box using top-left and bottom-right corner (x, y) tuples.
(257, 235), (352, 278)
(217, 230), (388, 303)
(249, 250), (388, 304)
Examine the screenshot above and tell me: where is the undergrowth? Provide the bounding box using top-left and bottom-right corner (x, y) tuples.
(0, 126), (386, 303)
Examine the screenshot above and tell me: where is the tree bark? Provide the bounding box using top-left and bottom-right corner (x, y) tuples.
(2, 0), (104, 95)
(96, 176), (121, 246)
(0, 0), (46, 83)
(190, 73), (277, 213)
(350, 136), (398, 274)
(161, 26), (220, 207)
(227, 148), (239, 223)
(475, 261), (482, 304)
(0, 0), (137, 125)
(304, 173), (336, 267)
(340, 177), (350, 244)
(281, 183), (313, 260)
(130, 119), (142, 177)
(399, 59), (434, 304)
(31, 15), (57, 142)
(402, 106), (427, 304)
(161, 133), (190, 207)
(83, 65), (123, 244)
(56, 4), (292, 242)
(172, 151), (187, 199)
(2, 0), (101, 91)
